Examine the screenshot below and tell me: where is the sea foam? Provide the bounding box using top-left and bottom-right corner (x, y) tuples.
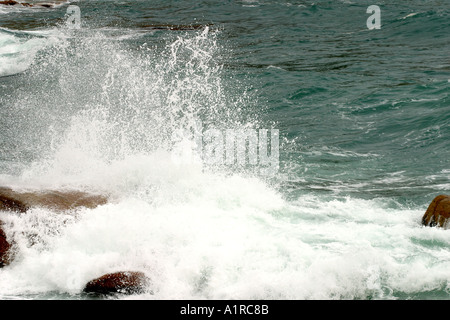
(0, 25), (449, 300)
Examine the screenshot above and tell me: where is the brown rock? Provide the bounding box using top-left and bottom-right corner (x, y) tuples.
(0, 187), (108, 212)
(0, 189), (29, 213)
(83, 271), (150, 295)
(0, 221), (11, 267)
(422, 195), (450, 228)
(0, 0), (32, 6)
(0, 187), (108, 266)
(0, 1), (19, 5)
(0, 1), (63, 7)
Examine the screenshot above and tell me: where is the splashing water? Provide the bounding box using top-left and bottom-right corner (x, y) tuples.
(0, 5), (449, 300)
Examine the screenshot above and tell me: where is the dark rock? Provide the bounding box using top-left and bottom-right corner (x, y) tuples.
(0, 221), (11, 267)
(0, 0), (32, 6)
(0, 189), (29, 213)
(0, 187), (108, 212)
(0, 1), (19, 5)
(422, 195), (450, 228)
(0, 187), (108, 266)
(0, 1), (62, 7)
(83, 271), (150, 295)
(138, 24), (212, 31)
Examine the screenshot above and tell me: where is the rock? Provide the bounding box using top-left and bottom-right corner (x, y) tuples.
(0, 221), (11, 267)
(0, 1), (63, 7)
(0, 189), (29, 213)
(0, 0), (32, 6)
(0, 186), (108, 266)
(139, 24), (211, 31)
(422, 195), (450, 228)
(83, 271), (150, 295)
(0, 0), (19, 5)
(0, 187), (108, 212)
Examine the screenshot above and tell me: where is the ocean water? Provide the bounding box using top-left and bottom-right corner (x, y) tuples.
(0, 0), (449, 300)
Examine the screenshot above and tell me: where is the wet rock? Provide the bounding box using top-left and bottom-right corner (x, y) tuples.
(83, 271), (150, 295)
(0, 1), (32, 6)
(0, 187), (108, 212)
(0, 1), (63, 7)
(0, 189), (29, 213)
(422, 195), (450, 228)
(0, 221), (11, 267)
(0, 1), (19, 5)
(138, 24), (212, 31)
(0, 187), (108, 266)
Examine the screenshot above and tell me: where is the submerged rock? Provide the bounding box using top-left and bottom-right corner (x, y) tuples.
(0, 188), (29, 213)
(422, 195), (450, 228)
(138, 23), (212, 31)
(0, 1), (64, 7)
(0, 221), (11, 267)
(83, 272), (150, 295)
(0, 187), (108, 212)
(0, 1), (31, 6)
(0, 0), (19, 5)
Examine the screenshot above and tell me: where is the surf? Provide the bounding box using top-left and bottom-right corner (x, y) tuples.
(0, 1), (449, 300)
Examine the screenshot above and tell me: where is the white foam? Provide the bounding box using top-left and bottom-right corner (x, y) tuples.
(402, 12), (419, 19)
(2, 184), (449, 299)
(1, 27), (449, 300)
(0, 28), (60, 77)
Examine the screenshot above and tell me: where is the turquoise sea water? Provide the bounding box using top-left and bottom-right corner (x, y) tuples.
(0, 0), (449, 299)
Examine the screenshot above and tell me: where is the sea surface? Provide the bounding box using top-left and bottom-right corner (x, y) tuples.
(0, 0), (449, 300)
